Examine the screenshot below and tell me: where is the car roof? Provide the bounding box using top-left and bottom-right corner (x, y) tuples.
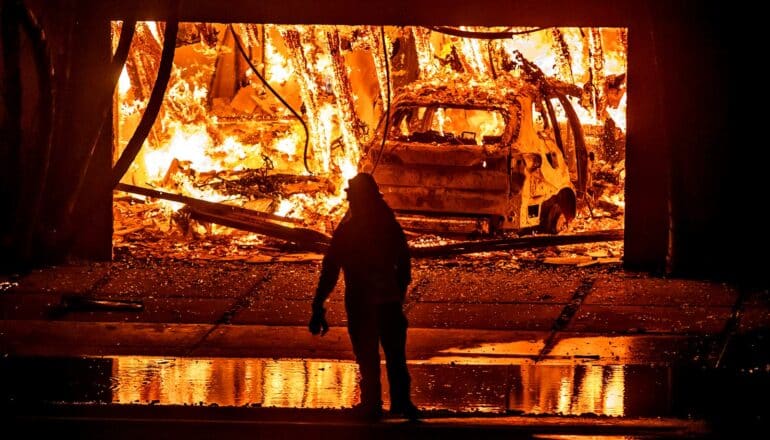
(393, 75), (538, 108)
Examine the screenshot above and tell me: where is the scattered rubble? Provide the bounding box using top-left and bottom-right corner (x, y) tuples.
(113, 193), (624, 267)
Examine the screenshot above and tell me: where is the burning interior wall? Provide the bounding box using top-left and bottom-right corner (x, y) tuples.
(111, 23), (627, 260)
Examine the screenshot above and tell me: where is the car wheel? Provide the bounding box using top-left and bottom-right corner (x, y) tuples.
(543, 203), (568, 234)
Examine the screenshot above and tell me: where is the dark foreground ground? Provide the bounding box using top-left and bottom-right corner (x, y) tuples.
(2, 255), (769, 439)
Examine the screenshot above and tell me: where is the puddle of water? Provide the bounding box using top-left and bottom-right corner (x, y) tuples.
(110, 357), (360, 408)
(0, 355), (726, 418)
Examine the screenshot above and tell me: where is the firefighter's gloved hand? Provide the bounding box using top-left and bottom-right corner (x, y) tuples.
(308, 305), (329, 336)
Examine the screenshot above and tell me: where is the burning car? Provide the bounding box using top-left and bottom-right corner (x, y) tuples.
(360, 73), (591, 236)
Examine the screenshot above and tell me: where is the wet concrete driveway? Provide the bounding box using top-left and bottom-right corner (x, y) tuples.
(2, 258), (769, 438)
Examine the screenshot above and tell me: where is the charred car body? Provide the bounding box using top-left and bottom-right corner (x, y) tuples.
(360, 70), (591, 236)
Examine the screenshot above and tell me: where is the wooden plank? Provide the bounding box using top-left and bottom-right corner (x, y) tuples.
(189, 205), (330, 254)
(115, 183), (302, 225)
(115, 183), (331, 253)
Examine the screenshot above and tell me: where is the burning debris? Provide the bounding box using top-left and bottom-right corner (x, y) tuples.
(111, 23), (626, 262)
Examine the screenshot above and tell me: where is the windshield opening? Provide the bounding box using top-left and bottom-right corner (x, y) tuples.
(390, 105), (510, 146)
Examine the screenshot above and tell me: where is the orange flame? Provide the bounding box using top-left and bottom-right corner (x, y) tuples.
(113, 23), (626, 237)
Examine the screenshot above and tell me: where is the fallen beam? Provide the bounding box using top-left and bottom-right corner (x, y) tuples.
(115, 183), (303, 225)
(411, 229), (624, 258)
(115, 183), (331, 253)
(189, 205), (331, 254)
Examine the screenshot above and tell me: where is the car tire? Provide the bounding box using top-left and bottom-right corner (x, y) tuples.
(542, 203), (568, 235)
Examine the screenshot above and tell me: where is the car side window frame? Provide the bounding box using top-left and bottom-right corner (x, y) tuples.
(544, 96), (566, 157)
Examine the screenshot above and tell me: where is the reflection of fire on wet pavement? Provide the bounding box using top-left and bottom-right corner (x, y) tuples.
(0, 354), (693, 418)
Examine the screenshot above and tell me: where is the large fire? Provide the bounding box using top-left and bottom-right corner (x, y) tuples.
(112, 23), (626, 260)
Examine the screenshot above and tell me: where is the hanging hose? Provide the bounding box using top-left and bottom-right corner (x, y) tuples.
(427, 26), (548, 40)
(370, 26), (391, 175)
(111, 20), (137, 72)
(228, 25), (312, 175)
(111, 18), (178, 186)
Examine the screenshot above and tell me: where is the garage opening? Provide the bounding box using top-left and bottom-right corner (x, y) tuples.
(111, 23), (626, 263)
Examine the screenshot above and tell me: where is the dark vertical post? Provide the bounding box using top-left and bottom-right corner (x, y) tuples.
(0, 1), (23, 270)
(70, 14), (114, 260)
(624, 4), (671, 273)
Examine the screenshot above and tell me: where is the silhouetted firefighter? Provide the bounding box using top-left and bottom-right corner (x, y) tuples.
(309, 172), (419, 421)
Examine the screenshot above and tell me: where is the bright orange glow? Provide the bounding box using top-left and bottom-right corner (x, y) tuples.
(113, 23), (626, 246)
(118, 66), (131, 95)
(607, 92), (627, 132)
(512, 364), (626, 416)
(108, 354), (631, 416)
(112, 356), (359, 408)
